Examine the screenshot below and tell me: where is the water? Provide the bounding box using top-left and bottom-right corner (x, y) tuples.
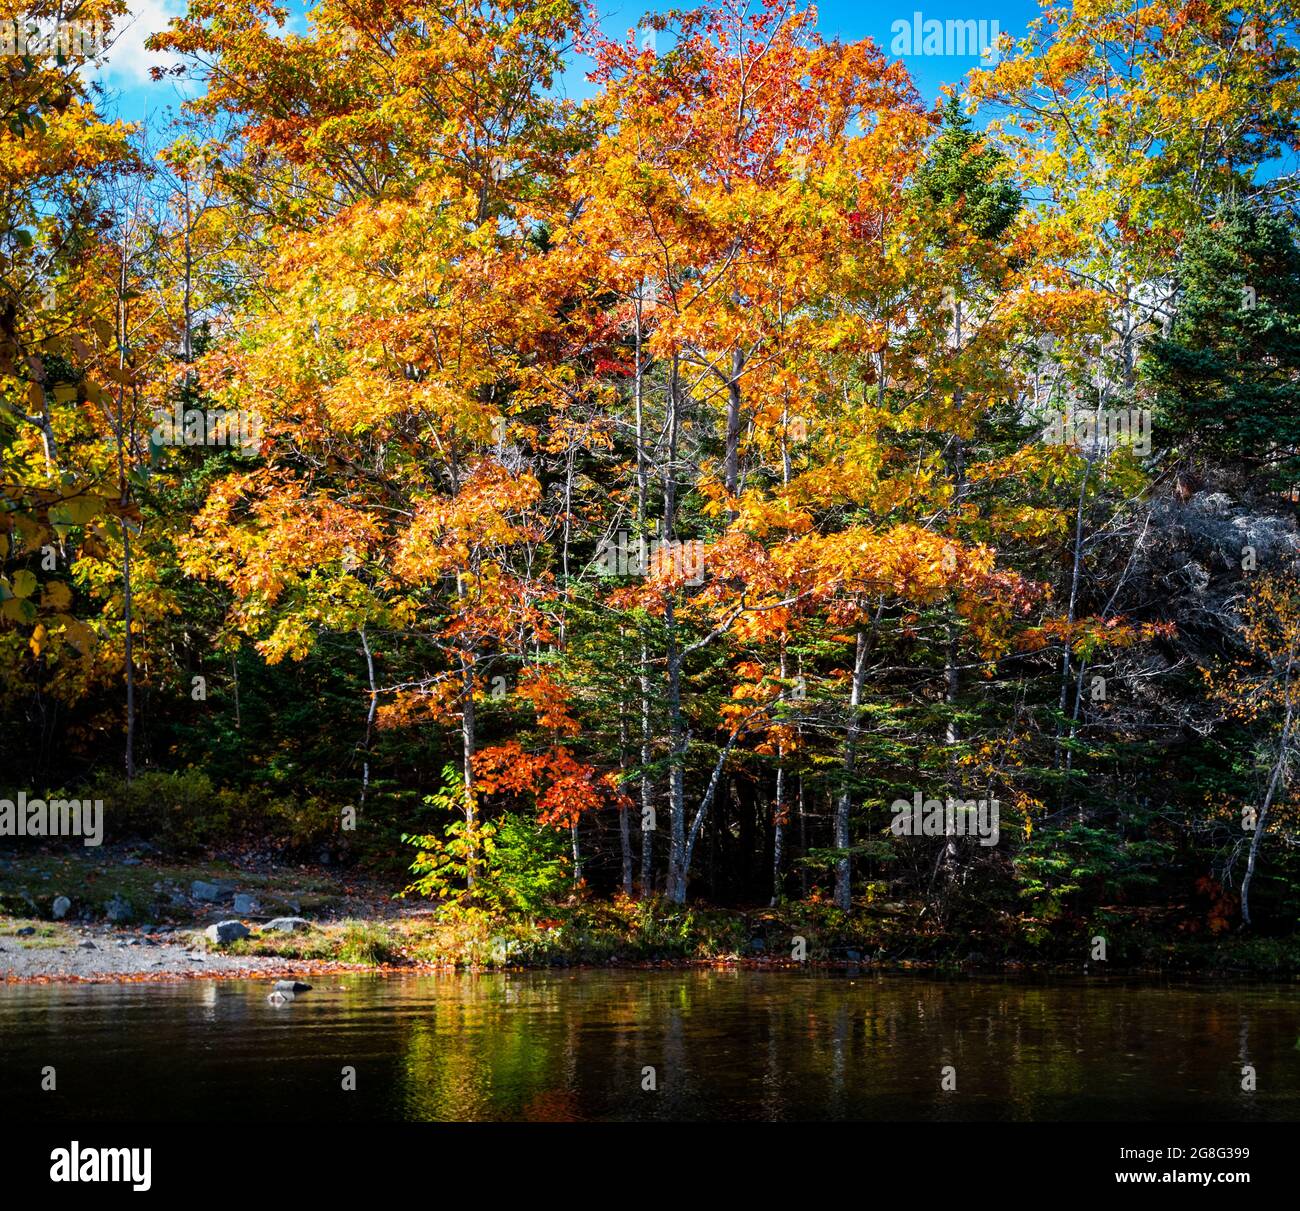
(2, 971), (1297, 1121)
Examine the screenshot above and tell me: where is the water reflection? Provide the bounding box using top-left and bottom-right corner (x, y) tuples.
(1, 972), (1296, 1121)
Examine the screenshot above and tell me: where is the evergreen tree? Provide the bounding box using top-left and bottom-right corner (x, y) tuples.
(1144, 202), (1300, 489)
(913, 95), (1022, 244)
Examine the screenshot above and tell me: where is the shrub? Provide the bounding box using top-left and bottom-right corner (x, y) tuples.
(86, 769), (242, 851)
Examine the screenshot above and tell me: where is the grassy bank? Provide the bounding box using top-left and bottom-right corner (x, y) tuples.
(3, 848), (1297, 978)
(0, 846), (383, 926)
(220, 899), (1300, 977)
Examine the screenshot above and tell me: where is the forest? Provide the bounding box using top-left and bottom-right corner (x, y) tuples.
(4, 0), (1300, 970)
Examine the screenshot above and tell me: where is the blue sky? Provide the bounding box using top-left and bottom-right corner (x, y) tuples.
(92, 1), (1046, 126)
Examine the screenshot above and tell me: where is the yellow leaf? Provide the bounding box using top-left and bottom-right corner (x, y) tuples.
(41, 581), (72, 610)
(56, 614), (95, 655)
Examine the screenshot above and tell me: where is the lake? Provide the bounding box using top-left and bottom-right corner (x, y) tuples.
(2, 971), (1297, 1120)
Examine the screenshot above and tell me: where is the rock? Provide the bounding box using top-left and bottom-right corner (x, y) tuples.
(105, 895), (132, 923)
(232, 893), (259, 915)
(747, 937), (766, 954)
(845, 948), (862, 962)
(204, 920), (250, 945)
(263, 917), (312, 933)
(191, 880), (221, 902)
(274, 979), (312, 993)
(51, 896), (71, 920)
(15, 926), (36, 936)
(1198, 492), (1233, 517)
(267, 990), (294, 1006)
(77, 939), (96, 950)
(186, 952), (205, 962)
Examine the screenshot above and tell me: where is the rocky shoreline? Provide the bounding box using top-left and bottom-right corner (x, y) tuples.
(0, 921), (390, 982)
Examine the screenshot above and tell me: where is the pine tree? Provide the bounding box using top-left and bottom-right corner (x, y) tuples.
(1144, 202), (1300, 489)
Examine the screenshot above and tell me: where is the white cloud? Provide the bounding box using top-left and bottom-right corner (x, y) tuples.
(93, 0), (188, 87)
(86, 2), (311, 88)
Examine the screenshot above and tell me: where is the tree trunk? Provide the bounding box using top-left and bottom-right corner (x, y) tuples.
(460, 645), (477, 892)
(359, 628), (377, 808)
(942, 626), (960, 872)
(725, 347), (744, 501)
(640, 633), (655, 896)
(940, 299), (966, 869)
(664, 354), (689, 904)
(122, 522), (135, 782)
(1057, 449), (1094, 793)
(618, 673), (634, 897)
(635, 288), (655, 898)
(117, 238), (135, 783)
(666, 596), (686, 903)
(834, 630), (869, 911)
(772, 761), (785, 908)
(798, 776), (808, 898)
(681, 728), (744, 883)
(1242, 646), (1296, 927)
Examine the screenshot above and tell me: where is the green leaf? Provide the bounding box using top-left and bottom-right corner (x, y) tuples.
(1, 597), (37, 624)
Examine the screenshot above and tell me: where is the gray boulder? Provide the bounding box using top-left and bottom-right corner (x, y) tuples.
(191, 880), (221, 902)
(263, 917), (312, 933)
(274, 979), (312, 993)
(232, 893), (259, 915)
(51, 896), (71, 920)
(204, 920), (250, 945)
(105, 895), (132, 923)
